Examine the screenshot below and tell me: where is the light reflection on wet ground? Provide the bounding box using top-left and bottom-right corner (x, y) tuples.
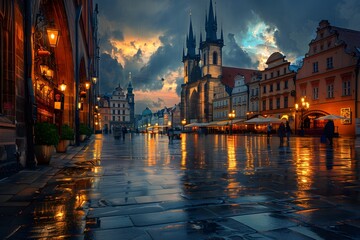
(9, 134), (360, 239)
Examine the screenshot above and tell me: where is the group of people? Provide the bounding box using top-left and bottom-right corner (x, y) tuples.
(270, 121), (292, 146)
(267, 119), (334, 146)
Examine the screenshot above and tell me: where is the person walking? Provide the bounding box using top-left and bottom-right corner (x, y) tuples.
(324, 119), (335, 145)
(285, 121), (292, 142)
(167, 128), (174, 143)
(278, 122), (286, 146)
(267, 123), (272, 138)
(121, 125), (127, 140)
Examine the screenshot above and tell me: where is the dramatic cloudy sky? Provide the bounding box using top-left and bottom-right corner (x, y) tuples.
(94, 0), (360, 114)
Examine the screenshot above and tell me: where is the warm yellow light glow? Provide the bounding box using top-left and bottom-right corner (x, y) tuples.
(40, 64), (49, 75)
(85, 82), (90, 90)
(60, 81), (66, 92)
(46, 28), (60, 47)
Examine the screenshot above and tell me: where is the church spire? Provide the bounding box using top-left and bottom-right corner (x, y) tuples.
(127, 72), (133, 94)
(186, 14), (196, 58)
(205, 0), (217, 41)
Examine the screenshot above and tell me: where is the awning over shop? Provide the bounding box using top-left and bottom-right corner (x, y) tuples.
(184, 122), (209, 127)
(208, 119), (244, 126)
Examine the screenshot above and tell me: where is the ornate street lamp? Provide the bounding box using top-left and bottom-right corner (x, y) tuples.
(228, 110), (236, 135)
(295, 97), (310, 136)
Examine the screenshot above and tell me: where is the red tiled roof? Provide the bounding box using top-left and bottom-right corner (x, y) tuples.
(221, 66), (259, 88)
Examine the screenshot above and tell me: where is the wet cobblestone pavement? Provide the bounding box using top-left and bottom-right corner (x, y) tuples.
(1, 133), (360, 239)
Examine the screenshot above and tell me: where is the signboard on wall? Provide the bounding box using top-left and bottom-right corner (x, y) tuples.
(340, 107), (351, 124)
(54, 90), (64, 110)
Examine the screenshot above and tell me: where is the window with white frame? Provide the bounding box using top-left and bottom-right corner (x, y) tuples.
(326, 57), (333, 69)
(342, 80), (351, 96)
(327, 83), (334, 98)
(284, 80), (288, 89)
(313, 62), (318, 72)
(313, 87), (319, 99)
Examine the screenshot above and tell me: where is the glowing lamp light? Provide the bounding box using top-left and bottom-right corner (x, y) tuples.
(46, 68), (54, 79)
(92, 76), (98, 84)
(46, 28), (60, 47)
(85, 82), (90, 90)
(59, 80), (67, 92)
(40, 64), (49, 75)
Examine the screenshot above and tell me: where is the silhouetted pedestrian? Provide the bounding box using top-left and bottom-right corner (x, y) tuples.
(278, 122), (286, 146)
(267, 123), (272, 138)
(324, 119), (335, 145)
(122, 125), (127, 140)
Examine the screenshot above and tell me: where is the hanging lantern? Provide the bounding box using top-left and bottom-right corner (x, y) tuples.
(46, 28), (60, 47)
(59, 80), (67, 92)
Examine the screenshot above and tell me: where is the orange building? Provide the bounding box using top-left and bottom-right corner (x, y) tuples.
(296, 20), (360, 137)
(0, 0), (98, 171)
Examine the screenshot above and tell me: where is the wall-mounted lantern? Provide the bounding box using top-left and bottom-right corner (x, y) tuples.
(59, 80), (67, 92)
(46, 28), (60, 47)
(85, 82), (91, 90)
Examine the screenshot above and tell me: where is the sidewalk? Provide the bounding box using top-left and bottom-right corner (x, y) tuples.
(0, 138), (92, 239)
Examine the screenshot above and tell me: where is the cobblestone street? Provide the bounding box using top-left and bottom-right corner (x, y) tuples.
(1, 133), (360, 239)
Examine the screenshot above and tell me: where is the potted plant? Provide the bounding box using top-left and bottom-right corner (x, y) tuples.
(79, 123), (92, 141)
(56, 124), (74, 153)
(34, 122), (59, 164)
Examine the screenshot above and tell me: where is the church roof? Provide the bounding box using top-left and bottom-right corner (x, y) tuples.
(142, 107), (152, 116)
(221, 67), (259, 88)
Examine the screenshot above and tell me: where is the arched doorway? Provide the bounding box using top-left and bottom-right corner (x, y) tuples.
(189, 90), (199, 122)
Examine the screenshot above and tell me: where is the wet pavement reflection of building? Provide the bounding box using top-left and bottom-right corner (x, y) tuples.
(3, 134), (360, 239)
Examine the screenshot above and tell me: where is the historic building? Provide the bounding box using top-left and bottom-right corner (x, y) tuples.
(246, 72), (262, 119)
(0, 0), (98, 172)
(296, 20), (360, 136)
(98, 95), (111, 133)
(109, 73), (135, 131)
(260, 52), (296, 128)
(213, 67), (259, 121)
(181, 0), (224, 123)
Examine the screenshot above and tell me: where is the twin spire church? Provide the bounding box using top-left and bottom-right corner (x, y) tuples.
(181, 0), (238, 123)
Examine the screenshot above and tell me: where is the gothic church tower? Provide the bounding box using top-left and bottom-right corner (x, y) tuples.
(182, 16), (201, 84)
(181, 0), (223, 123)
(200, 0), (224, 78)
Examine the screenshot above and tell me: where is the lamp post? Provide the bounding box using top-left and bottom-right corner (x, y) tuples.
(295, 97), (310, 136)
(228, 110), (236, 135)
(181, 118), (186, 131)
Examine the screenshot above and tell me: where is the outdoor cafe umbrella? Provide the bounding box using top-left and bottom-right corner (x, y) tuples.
(245, 116), (282, 124)
(315, 114), (345, 120)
